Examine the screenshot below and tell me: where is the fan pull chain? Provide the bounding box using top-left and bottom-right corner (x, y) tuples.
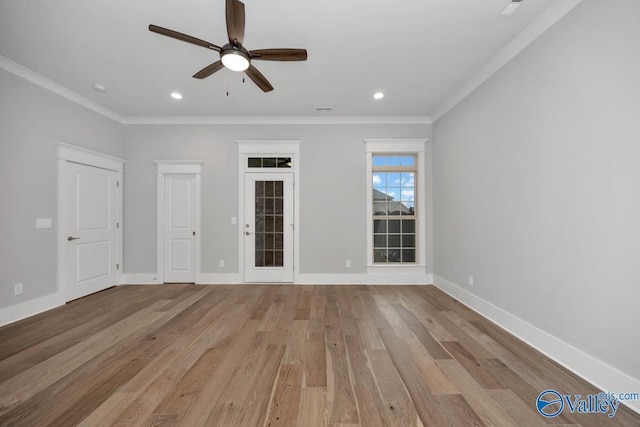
(226, 81), (229, 97)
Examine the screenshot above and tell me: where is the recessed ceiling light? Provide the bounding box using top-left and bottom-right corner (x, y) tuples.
(170, 92), (183, 100)
(93, 83), (107, 93)
(373, 92), (384, 100)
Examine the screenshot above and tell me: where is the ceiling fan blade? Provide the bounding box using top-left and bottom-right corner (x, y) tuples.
(250, 49), (308, 61)
(245, 65), (274, 92)
(226, 0), (245, 48)
(149, 24), (221, 51)
(193, 61), (225, 79)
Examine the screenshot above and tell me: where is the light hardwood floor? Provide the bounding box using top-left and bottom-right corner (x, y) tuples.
(0, 284), (638, 426)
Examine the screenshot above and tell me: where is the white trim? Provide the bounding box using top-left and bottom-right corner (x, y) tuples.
(124, 116), (432, 126)
(154, 160), (204, 174)
(1, 55), (124, 123)
(155, 161), (203, 284)
(55, 141), (125, 172)
(431, 0), (583, 121)
(123, 273), (243, 285)
(197, 273), (243, 284)
(237, 141), (301, 284)
(2, 56), (430, 126)
(297, 273), (432, 285)
(433, 275), (640, 414)
(121, 272), (433, 286)
(364, 139), (428, 268)
(297, 274), (367, 285)
(364, 139), (428, 153)
(120, 274), (162, 285)
(0, 292), (66, 327)
(237, 140), (301, 154)
(367, 268), (432, 285)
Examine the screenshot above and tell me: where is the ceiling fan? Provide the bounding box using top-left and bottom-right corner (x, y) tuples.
(149, 0), (308, 92)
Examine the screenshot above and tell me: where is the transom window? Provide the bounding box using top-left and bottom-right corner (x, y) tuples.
(247, 157), (292, 168)
(372, 154), (417, 263)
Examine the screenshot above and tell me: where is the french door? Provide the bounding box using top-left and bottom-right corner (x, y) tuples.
(243, 173), (294, 282)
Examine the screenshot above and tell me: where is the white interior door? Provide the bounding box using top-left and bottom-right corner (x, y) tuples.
(164, 174), (196, 283)
(63, 162), (119, 301)
(244, 173), (294, 283)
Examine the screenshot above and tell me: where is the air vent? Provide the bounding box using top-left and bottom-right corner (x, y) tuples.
(501, 0), (523, 15)
(315, 107), (333, 112)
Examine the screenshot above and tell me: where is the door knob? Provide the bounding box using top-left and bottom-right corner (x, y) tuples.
(67, 236), (81, 241)
(244, 231), (252, 236)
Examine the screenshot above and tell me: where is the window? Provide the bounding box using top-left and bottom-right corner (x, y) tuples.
(365, 139), (426, 268)
(247, 157), (292, 168)
(372, 155), (417, 263)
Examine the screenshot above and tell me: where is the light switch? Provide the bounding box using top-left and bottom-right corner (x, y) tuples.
(36, 218), (52, 229)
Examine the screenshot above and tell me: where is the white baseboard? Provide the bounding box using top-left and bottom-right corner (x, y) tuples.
(0, 291), (65, 327)
(122, 272), (434, 286)
(121, 273), (243, 285)
(367, 271), (433, 285)
(120, 274), (162, 285)
(297, 273), (367, 284)
(433, 275), (640, 414)
(297, 273), (433, 285)
(197, 273), (242, 284)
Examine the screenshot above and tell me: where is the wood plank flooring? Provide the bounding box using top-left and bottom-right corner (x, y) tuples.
(0, 284), (638, 426)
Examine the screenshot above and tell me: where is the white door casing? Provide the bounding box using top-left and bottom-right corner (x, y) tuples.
(155, 161), (202, 284)
(237, 141), (300, 284)
(56, 143), (124, 302)
(164, 174), (196, 282)
(244, 173), (294, 283)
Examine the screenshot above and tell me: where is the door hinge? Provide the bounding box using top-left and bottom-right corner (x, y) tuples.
(116, 263), (120, 270)
(117, 180), (120, 188)
(116, 222), (120, 229)
(192, 231), (196, 236)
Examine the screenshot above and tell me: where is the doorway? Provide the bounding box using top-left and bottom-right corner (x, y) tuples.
(163, 174), (196, 282)
(238, 141), (300, 283)
(244, 173), (294, 282)
(155, 161), (202, 284)
(56, 143), (124, 301)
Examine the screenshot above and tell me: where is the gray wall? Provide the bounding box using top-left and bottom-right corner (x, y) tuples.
(433, 0), (640, 379)
(123, 123), (432, 275)
(0, 69), (125, 309)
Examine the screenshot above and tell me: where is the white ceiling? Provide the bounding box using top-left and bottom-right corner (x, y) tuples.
(0, 0), (557, 119)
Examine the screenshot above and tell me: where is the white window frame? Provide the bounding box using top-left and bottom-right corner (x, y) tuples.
(365, 139), (427, 272)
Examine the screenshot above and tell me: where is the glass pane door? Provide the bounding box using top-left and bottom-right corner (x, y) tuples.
(254, 180), (284, 267)
(244, 173), (294, 282)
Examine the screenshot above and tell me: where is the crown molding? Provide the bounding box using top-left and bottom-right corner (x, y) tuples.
(0, 55), (124, 123)
(121, 115), (432, 125)
(431, 0), (583, 122)
(2, 55), (431, 126)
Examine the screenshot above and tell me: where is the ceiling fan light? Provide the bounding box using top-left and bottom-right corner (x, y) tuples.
(221, 50), (250, 72)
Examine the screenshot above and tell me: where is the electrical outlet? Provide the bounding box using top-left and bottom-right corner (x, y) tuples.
(468, 275), (474, 287)
(14, 283), (23, 295)
(219, 260), (225, 268)
(345, 260), (351, 268)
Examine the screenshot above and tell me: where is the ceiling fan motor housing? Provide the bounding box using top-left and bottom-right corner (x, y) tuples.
(220, 44), (251, 71)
